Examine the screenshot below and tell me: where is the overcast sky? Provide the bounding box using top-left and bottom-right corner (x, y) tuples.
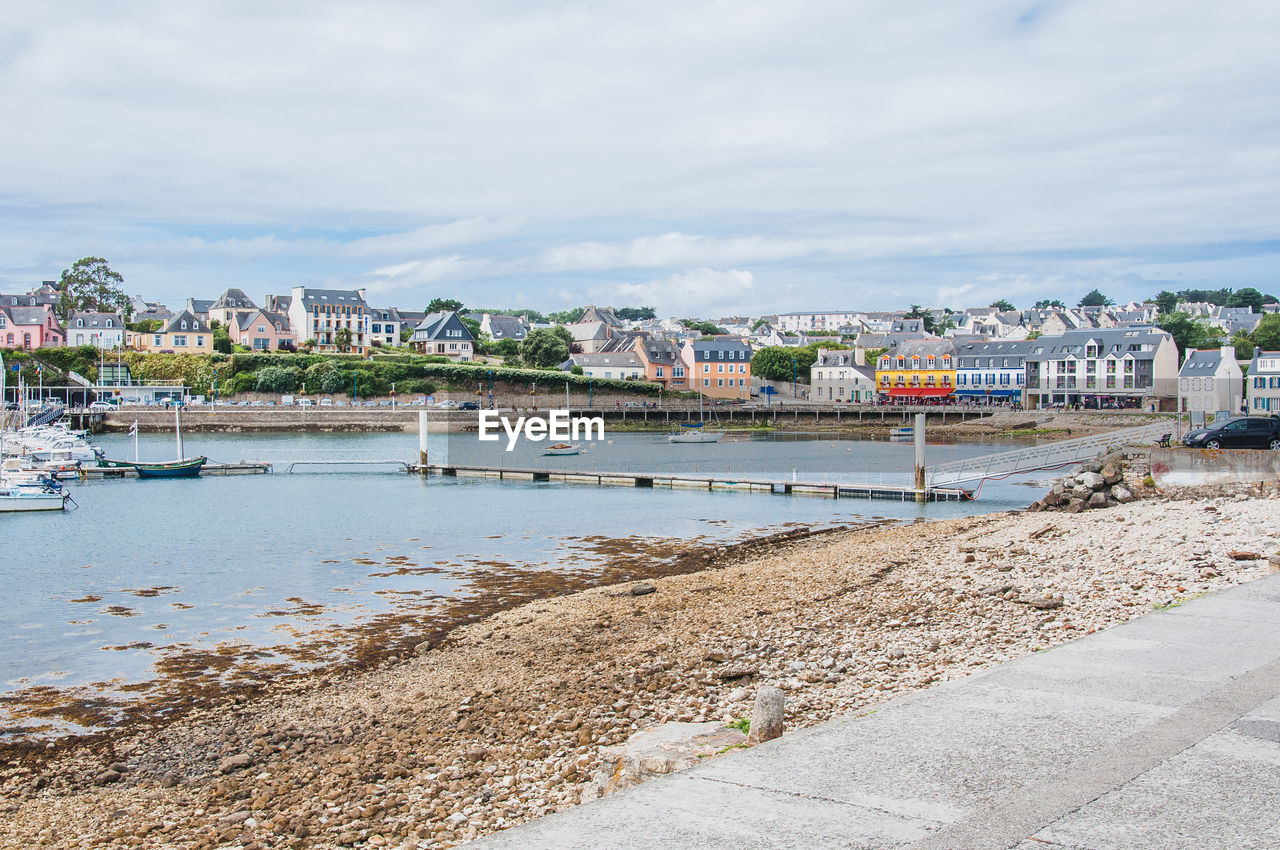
(2, 1), (1277, 317)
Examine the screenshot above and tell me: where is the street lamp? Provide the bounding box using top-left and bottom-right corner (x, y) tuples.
(792, 357), (797, 400)
(588, 378), (593, 409)
(212, 369), (217, 408)
(488, 370), (494, 409)
(353, 371), (358, 403)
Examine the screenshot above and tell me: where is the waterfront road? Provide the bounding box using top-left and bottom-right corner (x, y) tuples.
(471, 572), (1280, 849)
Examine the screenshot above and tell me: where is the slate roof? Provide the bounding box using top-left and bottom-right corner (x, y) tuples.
(211, 288), (257, 310)
(565, 352), (644, 369)
(1024, 327), (1170, 361)
(686, 338), (752, 362)
(1179, 348), (1229, 376)
(1, 305), (59, 326)
(485, 314), (529, 340)
(412, 311), (474, 341)
(883, 339), (956, 361)
(297, 289), (368, 309)
(159, 310), (206, 334)
(69, 312), (124, 330)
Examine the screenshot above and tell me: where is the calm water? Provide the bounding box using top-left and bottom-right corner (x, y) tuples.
(1, 429), (1047, 735)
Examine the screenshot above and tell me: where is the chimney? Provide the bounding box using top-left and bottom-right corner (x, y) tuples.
(854, 345), (866, 367)
(356, 288), (367, 302)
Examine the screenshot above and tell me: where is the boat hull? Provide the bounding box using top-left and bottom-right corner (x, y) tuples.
(0, 492), (67, 512)
(132, 457), (208, 479)
(668, 432), (723, 443)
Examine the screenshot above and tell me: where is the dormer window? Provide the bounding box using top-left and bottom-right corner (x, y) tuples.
(180, 320), (187, 330)
(76, 319), (84, 327)
(106, 319), (113, 328)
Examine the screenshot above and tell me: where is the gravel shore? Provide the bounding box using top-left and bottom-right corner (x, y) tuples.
(2, 480), (1276, 849)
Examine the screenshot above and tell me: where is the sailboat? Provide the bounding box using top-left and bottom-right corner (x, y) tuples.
(668, 385), (723, 443)
(104, 404), (207, 478)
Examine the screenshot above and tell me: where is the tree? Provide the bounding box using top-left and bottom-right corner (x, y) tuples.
(57, 257), (128, 320)
(1226, 286), (1268, 313)
(547, 307), (585, 324)
(614, 306), (656, 321)
(334, 327), (353, 352)
(1034, 299), (1065, 309)
(1154, 290), (1179, 315)
(751, 347), (800, 382)
(904, 305), (937, 335)
(304, 361), (347, 394)
(863, 347), (888, 367)
(680, 319), (727, 336)
(1231, 330), (1255, 361)
(1252, 313), (1280, 351)
(212, 325), (233, 354)
(426, 298), (464, 314)
(989, 299), (1015, 311)
(520, 328), (570, 367)
(751, 317), (769, 332)
(1078, 289), (1113, 307)
(254, 366), (302, 394)
(1157, 312), (1220, 360)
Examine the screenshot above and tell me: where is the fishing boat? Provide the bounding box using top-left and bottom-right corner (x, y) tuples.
(101, 405), (206, 479)
(889, 426), (914, 438)
(543, 443), (582, 456)
(668, 386), (724, 443)
(132, 456), (208, 478)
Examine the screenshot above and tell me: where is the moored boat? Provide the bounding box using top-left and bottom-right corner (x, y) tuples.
(132, 456), (208, 479)
(543, 443), (582, 456)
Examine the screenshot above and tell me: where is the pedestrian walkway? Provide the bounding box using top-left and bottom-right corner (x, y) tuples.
(471, 573), (1280, 849)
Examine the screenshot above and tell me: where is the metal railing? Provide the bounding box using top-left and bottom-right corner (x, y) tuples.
(926, 422), (1170, 488)
(239, 448), (411, 473)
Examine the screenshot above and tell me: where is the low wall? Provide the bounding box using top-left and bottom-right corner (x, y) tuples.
(1149, 448), (1280, 486)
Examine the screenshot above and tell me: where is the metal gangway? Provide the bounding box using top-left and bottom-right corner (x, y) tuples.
(239, 448), (412, 473)
(926, 422), (1171, 490)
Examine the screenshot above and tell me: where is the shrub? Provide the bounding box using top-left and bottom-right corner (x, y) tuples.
(254, 365), (303, 394)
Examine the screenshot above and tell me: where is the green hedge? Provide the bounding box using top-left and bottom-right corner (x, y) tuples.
(2, 348), (663, 397)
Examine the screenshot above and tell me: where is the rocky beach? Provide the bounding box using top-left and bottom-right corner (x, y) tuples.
(2, 476), (1278, 849)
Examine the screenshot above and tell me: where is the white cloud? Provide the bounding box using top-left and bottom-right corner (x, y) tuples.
(596, 268), (757, 316)
(1, 1), (1278, 311)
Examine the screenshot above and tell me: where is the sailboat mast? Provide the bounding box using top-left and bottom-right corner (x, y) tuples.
(175, 404), (183, 460)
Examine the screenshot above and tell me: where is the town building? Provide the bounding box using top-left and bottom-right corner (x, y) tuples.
(124, 310), (213, 353)
(566, 320), (613, 353)
(953, 339), (1036, 405)
(67, 312), (125, 350)
(1023, 327), (1178, 410)
(1177, 346), (1244, 423)
(368, 307), (410, 348)
(1246, 348), (1280, 414)
(776, 311), (863, 332)
(409, 311), (474, 361)
(207, 288), (259, 328)
(226, 309), (295, 351)
(875, 339), (956, 401)
(286, 287), (369, 354)
(562, 352), (645, 380)
(479, 313), (529, 343)
(681, 338), (752, 399)
(810, 349), (877, 402)
(632, 336), (687, 390)
(0, 303), (64, 349)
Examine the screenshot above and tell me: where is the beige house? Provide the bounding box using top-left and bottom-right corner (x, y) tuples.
(125, 310), (214, 353)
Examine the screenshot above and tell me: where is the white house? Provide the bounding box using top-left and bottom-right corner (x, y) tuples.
(67, 311), (125, 350)
(810, 349), (877, 402)
(1024, 327), (1179, 410)
(1246, 348), (1280, 414)
(410, 311), (474, 361)
(1178, 346), (1243, 422)
(562, 352), (645, 380)
(954, 339), (1037, 404)
(286, 287), (370, 354)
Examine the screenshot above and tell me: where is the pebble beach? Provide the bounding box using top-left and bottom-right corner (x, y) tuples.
(2, 478), (1278, 849)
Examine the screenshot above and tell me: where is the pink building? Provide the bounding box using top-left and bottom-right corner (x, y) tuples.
(0, 303), (65, 349)
(227, 309), (295, 351)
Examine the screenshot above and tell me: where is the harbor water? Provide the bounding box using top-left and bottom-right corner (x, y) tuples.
(1, 429), (1046, 737)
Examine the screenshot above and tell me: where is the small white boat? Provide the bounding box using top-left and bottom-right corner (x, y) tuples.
(668, 426), (723, 443)
(0, 485), (69, 512)
(543, 443), (582, 456)
(890, 426), (914, 438)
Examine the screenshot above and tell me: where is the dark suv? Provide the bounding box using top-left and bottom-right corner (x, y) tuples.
(1182, 416), (1280, 450)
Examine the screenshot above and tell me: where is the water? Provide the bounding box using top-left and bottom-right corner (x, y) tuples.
(1, 429), (1048, 736)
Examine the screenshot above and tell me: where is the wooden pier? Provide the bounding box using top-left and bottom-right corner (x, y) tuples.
(412, 464), (972, 502)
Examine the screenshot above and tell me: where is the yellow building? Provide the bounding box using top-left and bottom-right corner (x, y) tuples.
(876, 339), (956, 401)
(124, 310), (214, 354)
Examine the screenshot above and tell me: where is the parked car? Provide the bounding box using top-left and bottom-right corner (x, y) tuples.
(1182, 416), (1280, 450)
(319, 398), (333, 407)
(88, 400), (117, 411)
(335, 400), (350, 407)
(458, 401), (480, 410)
(410, 398), (426, 406)
(378, 400), (392, 407)
(297, 399), (315, 406)
(249, 400), (264, 407)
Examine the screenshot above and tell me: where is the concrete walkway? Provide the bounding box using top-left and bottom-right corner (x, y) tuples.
(472, 573), (1280, 849)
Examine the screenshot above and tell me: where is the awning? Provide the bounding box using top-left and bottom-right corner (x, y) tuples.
(885, 387), (953, 398)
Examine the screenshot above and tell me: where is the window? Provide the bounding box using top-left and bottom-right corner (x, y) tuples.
(173, 335), (188, 347)
(180, 320), (187, 330)
(154, 335), (163, 347)
(258, 325), (266, 333)
(106, 319), (113, 328)
(717, 379), (724, 387)
(718, 364), (724, 373)
(76, 318), (84, 327)
(656, 366), (664, 377)
(674, 366), (684, 378)
(703, 378), (710, 387)
(196, 336), (205, 347)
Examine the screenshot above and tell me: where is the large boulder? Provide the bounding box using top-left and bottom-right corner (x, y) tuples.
(581, 722), (748, 801)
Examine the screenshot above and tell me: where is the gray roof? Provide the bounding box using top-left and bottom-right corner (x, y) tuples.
(233, 310), (290, 332)
(1248, 349), (1280, 374)
(686, 338), (752, 361)
(69, 311), (123, 329)
(2, 292), (58, 307)
(211, 288), (257, 310)
(637, 337), (680, 364)
(485, 314), (528, 340)
(1024, 327), (1170, 362)
(159, 310), (206, 334)
(579, 305), (620, 326)
(1, 305), (59, 326)
(1179, 348), (1227, 375)
(883, 339), (956, 360)
(566, 352), (644, 369)
(297, 289), (368, 309)
(187, 298), (214, 314)
(855, 331), (929, 350)
(954, 339), (1038, 357)
(890, 319), (925, 333)
(412, 311), (474, 342)
(568, 321), (611, 342)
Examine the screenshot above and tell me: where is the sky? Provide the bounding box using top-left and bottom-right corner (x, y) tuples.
(1, 1), (1278, 318)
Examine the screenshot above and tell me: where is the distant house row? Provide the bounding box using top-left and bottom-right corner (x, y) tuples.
(808, 327), (1277, 418)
